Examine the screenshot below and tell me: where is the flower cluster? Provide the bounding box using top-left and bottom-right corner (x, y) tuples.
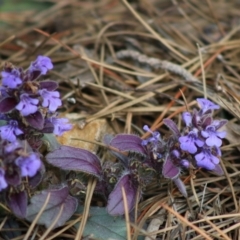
(0, 56), (72, 149)
(142, 98), (227, 176)
(0, 56), (73, 219)
(0, 140), (41, 191)
(178, 98), (227, 171)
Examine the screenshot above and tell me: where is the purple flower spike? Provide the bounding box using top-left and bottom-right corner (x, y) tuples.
(196, 98), (219, 113)
(201, 125), (226, 147)
(179, 129), (204, 154)
(142, 125), (160, 146)
(16, 93), (39, 116)
(38, 89), (62, 112)
(0, 168), (8, 191)
(0, 120), (23, 142)
(1, 69), (22, 89)
(15, 153), (41, 177)
(195, 148), (219, 170)
(182, 112), (192, 127)
(30, 56), (53, 75)
(48, 117), (72, 136)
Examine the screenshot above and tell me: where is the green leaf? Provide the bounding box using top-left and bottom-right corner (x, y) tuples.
(75, 206), (126, 240)
(42, 133), (61, 152)
(0, 0), (52, 12)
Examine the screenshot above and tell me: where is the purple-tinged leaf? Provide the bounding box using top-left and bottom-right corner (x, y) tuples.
(163, 119), (180, 137)
(5, 168), (21, 186)
(201, 116), (212, 129)
(28, 170), (43, 188)
(107, 173), (138, 216)
(173, 178), (187, 197)
(0, 97), (18, 113)
(46, 145), (102, 177)
(42, 121), (54, 133)
(39, 80), (58, 91)
(25, 111), (44, 130)
(213, 119), (228, 130)
(110, 134), (147, 155)
(162, 155), (180, 179)
(26, 186), (78, 228)
(7, 191), (27, 218)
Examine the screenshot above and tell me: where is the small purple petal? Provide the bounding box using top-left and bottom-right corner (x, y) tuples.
(1, 69), (22, 89)
(38, 89), (62, 112)
(15, 153), (41, 177)
(0, 168), (8, 191)
(5, 141), (22, 153)
(196, 98), (219, 113)
(29, 56), (53, 75)
(182, 112), (192, 127)
(201, 125), (225, 147)
(16, 94), (39, 116)
(181, 159), (190, 168)
(195, 149), (219, 170)
(48, 117), (72, 136)
(179, 129), (204, 154)
(142, 125), (160, 146)
(0, 120), (23, 142)
(172, 150), (180, 159)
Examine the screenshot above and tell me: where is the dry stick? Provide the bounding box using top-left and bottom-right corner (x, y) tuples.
(198, 214), (231, 240)
(122, 186), (131, 240)
(205, 0), (225, 36)
(197, 43), (207, 99)
(47, 218), (82, 240)
(161, 204), (213, 240)
(0, 35), (15, 48)
(39, 204), (64, 240)
(75, 178), (97, 240)
(121, 0), (189, 62)
(23, 193), (51, 240)
(220, 160), (238, 211)
(34, 29), (125, 83)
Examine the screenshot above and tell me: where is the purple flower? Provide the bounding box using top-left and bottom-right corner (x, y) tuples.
(1, 69), (22, 89)
(0, 120), (23, 142)
(142, 125), (160, 146)
(195, 148), (219, 170)
(38, 89), (61, 112)
(16, 93), (39, 116)
(196, 98), (219, 113)
(15, 153), (41, 177)
(0, 168), (8, 191)
(182, 112), (192, 127)
(29, 56), (53, 75)
(179, 129), (204, 154)
(201, 125), (226, 147)
(5, 141), (21, 153)
(48, 117), (72, 136)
